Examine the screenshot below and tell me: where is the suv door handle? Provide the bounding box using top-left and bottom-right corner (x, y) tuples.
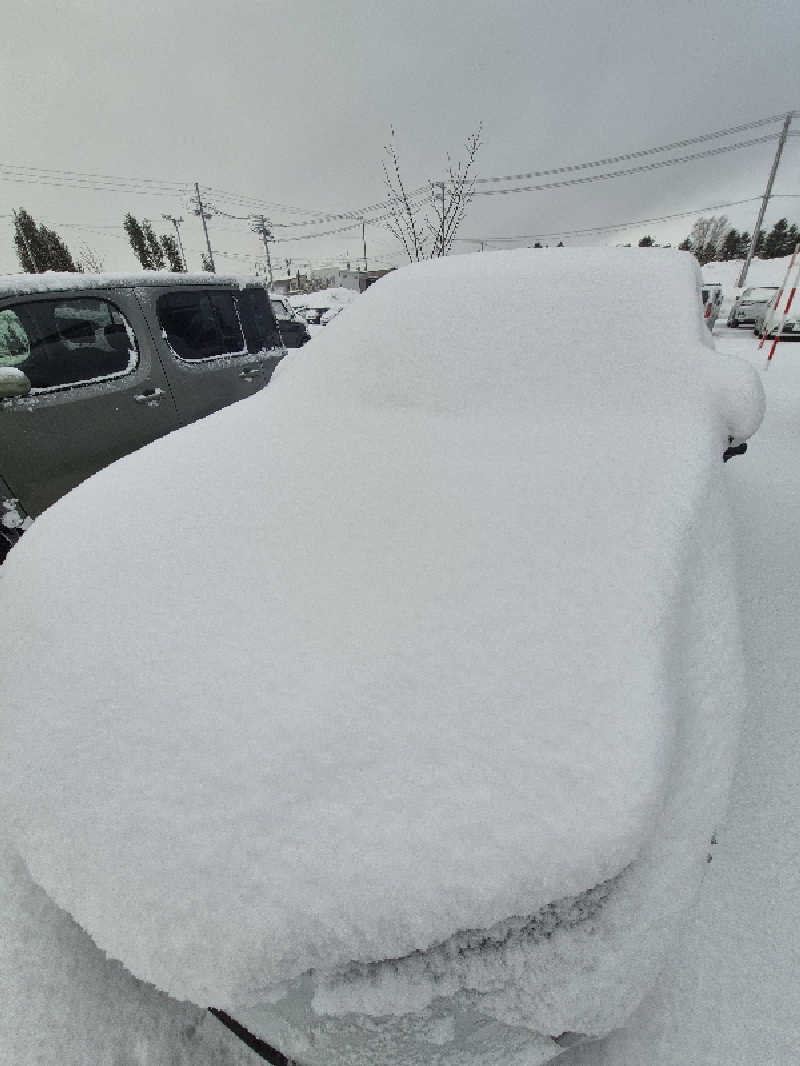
(134, 387), (164, 405)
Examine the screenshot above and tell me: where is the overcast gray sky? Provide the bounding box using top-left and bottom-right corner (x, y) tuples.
(2, 0), (799, 275)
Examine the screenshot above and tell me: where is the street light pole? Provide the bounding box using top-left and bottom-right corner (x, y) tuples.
(737, 112), (793, 288)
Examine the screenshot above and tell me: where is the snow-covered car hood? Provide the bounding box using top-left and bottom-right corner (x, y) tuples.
(0, 249), (763, 1014)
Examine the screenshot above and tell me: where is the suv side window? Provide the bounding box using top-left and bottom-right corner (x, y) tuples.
(0, 298), (137, 391)
(238, 287), (282, 353)
(157, 290), (248, 361)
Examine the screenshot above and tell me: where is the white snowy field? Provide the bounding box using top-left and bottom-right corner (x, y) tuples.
(0, 252), (797, 1064)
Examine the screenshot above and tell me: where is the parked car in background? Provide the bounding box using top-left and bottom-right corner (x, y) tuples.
(0, 272), (284, 561)
(752, 299), (800, 338)
(269, 293), (311, 347)
(289, 286), (358, 326)
(0, 249), (764, 1066)
(701, 282), (723, 329)
(726, 285), (779, 327)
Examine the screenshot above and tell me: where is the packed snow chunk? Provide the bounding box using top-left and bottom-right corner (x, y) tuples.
(1, 248), (763, 1045)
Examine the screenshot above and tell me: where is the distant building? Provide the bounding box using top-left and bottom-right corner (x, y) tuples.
(269, 268), (393, 295)
(332, 268), (394, 293)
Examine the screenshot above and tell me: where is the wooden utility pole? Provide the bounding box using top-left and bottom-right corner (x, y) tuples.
(737, 112), (793, 288)
(162, 214), (187, 271)
(194, 183), (216, 273)
(251, 216), (273, 285)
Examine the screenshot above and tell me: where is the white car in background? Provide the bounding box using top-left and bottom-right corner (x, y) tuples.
(752, 297), (800, 338)
(726, 285), (780, 328)
(0, 248), (763, 1066)
(289, 286), (358, 326)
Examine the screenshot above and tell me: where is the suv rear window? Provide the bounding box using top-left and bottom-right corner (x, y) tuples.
(238, 287), (282, 352)
(157, 288), (280, 361)
(157, 290), (246, 361)
(0, 298), (137, 391)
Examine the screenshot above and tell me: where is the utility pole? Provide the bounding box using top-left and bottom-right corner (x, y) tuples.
(163, 213), (187, 270)
(251, 215), (273, 285)
(737, 112), (793, 288)
(193, 183), (216, 273)
(361, 217), (367, 271)
(13, 210), (40, 272)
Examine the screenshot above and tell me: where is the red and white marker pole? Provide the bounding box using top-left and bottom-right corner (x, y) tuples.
(766, 257), (800, 364)
(759, 242), (800, 350)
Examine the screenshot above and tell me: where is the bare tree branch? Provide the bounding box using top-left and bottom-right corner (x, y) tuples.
(382, 125), (482, 263)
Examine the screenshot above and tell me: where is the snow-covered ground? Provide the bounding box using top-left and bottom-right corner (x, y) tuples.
(0, 253), (797, 1064)
(559, 315), (800, 1066)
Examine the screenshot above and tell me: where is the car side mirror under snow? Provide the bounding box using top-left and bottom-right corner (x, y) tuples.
(0, 367), (31, 398)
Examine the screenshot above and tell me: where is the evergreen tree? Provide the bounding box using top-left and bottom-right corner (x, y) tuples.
(720, 229), (740, 261)
(764, 218), (789, 259)
(677, 237), (692, 252)
(160, 234), (184, 271)
(754, 229), (766, 258)
(124, 213), (172, 270)
(124, 213), (152, 268)
(638, 235), (656, 247)
(787, 224), (800, 254)
(737, 231), (751, 258)
(13, 208), (77, 273)
(142, 221), (165, 270)
(201, 252), (214, 272)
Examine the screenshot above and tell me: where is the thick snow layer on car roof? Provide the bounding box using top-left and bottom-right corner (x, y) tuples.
(0, 249), (763, 1018)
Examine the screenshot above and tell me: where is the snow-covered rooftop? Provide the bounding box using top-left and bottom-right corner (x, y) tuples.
(0, 271), (264, 299)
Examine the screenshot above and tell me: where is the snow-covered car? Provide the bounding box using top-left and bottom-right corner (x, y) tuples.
(290, 286), (357, 326)
(726, 285), (780, 327)
(269, 293), (312, 347)
(0, 248), (764, 1066)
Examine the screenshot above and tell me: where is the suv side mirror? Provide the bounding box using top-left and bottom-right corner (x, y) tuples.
(0, 367), (32, 398)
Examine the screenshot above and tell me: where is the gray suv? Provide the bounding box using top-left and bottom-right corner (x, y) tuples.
(0, 273), (284, 561)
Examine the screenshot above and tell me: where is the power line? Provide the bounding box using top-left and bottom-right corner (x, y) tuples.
(268, 188), (430, 229)
(468, 111), (791, 186)
(0, 161), (187, 189)
(0, 110), (793, 214)
(469, 134), (782, 197)
(454, 196), (767, 244)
